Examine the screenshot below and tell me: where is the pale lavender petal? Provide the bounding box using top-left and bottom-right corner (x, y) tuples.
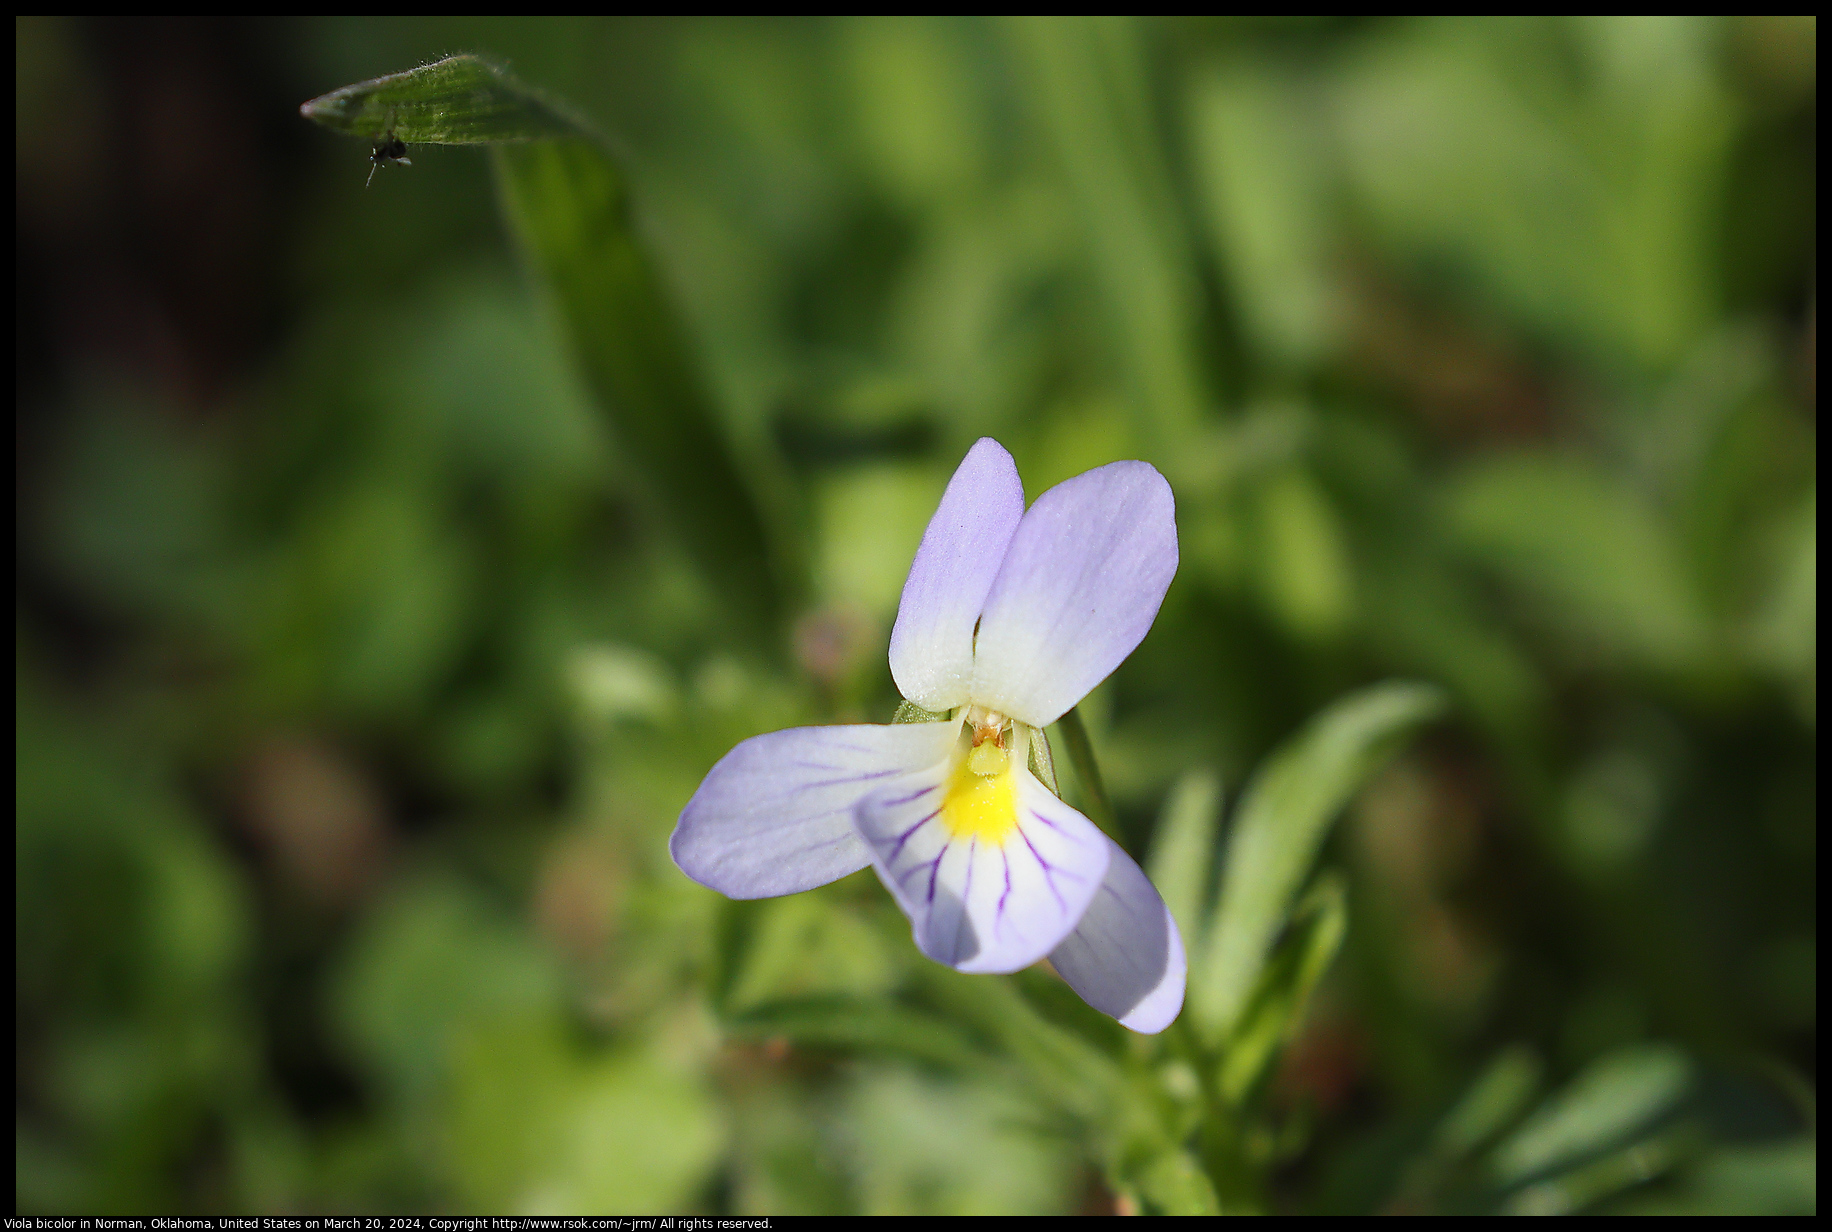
(855, 760), (1110, 974)
(671, 720), (958, 899)
(889, 438), (1025, 713)
(1049, 838), (1186, 1034)
(969, 461), (1178, 728)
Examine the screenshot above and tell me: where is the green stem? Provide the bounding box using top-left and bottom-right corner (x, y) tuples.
(1057, 705), (1119, 840)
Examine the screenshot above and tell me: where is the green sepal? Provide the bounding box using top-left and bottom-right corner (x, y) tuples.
(892, 700), (952, 724)
(1027, 725), (1061, 797)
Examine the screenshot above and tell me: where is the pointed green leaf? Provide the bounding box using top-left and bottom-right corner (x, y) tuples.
(726, 995), (988, 1074)
(1433, 1046), (1545, 1162)
(1002, 16), (1211, 474)
(1135, 1148), (1223, 1215)
(1194, 681), (1446, 1039)
(299, 54), (578, 144)
(302, 56), (787, 642)
(1218, 872), (1347, 1104)
(1445, 455), (1711, 675)
(1146, 767), (1223, 962)
(1489, 1043), (1693, 1188)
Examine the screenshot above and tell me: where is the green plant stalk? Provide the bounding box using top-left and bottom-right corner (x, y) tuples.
(1056, 705), (1119, 840)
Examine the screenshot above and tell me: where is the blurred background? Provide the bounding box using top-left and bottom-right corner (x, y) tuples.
(15, 15), (1815, 1215)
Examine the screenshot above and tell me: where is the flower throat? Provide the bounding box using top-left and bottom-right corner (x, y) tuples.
(940, 708), (1021, 842)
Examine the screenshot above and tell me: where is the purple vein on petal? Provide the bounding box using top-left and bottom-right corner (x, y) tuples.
(1101, 880), (1149, 919)
(784, 764), (907, 790)
(1017, 829), (1069, 912)
(894, 850), (944, 894)
(925, 844), (947, 905)
(885, 808), (941, 864)
(996, 849), (1013, 924)
(879, 784), (938, 809)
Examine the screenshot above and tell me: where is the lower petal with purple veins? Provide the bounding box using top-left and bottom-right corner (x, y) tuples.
(1048, 837), (1186, 1034)
(856, 756), (1110, 974)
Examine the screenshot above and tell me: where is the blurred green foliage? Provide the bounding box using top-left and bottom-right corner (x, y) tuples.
(16, 15), (1815, 1215)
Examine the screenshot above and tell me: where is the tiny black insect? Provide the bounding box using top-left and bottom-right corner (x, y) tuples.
(366, 112), (412, 188)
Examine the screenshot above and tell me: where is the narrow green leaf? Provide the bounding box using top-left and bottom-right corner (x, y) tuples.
(725, 995), (988, 1074)
(1433, 1046), (1545, 1161)
(1489, 1043), (1693, 1188)
(299, 54), (578, 144)
(1501, 1126), (1693, 1215)
(1194, 680), (1446, 1039)
(493, 139), (783, 642)
(1444, 455), (1712, 675)
(1002, 17), (1211, 475)
(302, 56), (788, 643)
(1392, 1045), (1546, 1206)
(1134, 1148), (1223, 1215)
(913, 964), (1121, 1120)
(1218, 872), (1347, 1104)
(1146, 768), (1223, 964)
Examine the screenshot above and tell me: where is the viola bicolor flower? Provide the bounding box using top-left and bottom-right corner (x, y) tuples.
(671, 439), (1185, 1032)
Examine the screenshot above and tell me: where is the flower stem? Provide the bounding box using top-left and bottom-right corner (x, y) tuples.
(1057, 705), (1119, 840)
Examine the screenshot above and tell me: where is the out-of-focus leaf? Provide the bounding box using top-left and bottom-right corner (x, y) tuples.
(844, 1068), (1081, 1215)
(1502, 1126), (1691, 1215)
(1559, 745), (1665, 877)
(1433, 1046), (1545, 1161)
(722, 896), (898, 1012)
(302, 56), (788, 643)
(1489, 1043), (1692, 1187)
(1335, 17), (1734, 371)
(1188, 64), (1338, 368)
(1393, 1046), (1547, 1206)
(1135, 1147), (1223, 1215)
(1445, 454), (1712, 674)
(913, 965), (1122, 1119)
(725, 996), (990, 1074)
(1614, 1136), (1817, 1215)
(1744, 487), (1816, 723)
(812, 462), (943, 614)
(1219, 873), (1347, 1104)
(494, 137), (786, 643)
(1004, 16), (1211, 472)
(568, 643), (681, 725)
(1146, 768), (1223, 962)
(449, 1022), (724, 1215)
(1194, 681), (1446, 1039)
(1250, 466), (1354, 642)
(330, 875), (565, 1107)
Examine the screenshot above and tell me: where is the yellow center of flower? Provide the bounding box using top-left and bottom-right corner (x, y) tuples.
(940, 714), (1020, 843)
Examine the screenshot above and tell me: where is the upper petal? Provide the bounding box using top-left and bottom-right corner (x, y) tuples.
(889, 438), (1026, 713)
(1049, 838), (1186, 1034)
(969, 460), (1177, 727)
(855, 755), (1111, 974)
(671, 720), (958, 899)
